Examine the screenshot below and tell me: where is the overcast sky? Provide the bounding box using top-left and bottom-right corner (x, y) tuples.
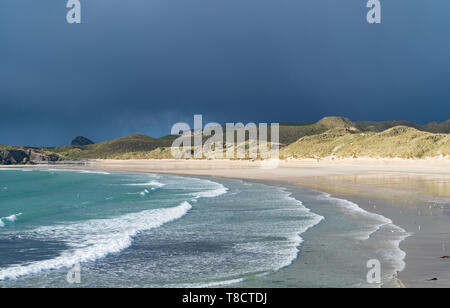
(1, 0), (449, 146)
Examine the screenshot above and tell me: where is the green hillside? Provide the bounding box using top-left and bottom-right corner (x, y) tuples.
(50, 134), (175, 159)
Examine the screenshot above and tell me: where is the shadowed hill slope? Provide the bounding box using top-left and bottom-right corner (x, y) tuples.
(279, 117), (450, 144)
(422, 120), (450, 133)
(278, 116), (360, 144)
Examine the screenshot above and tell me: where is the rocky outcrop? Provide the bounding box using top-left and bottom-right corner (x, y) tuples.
(29, 151), (60, 163)
(0, 149), (30, 165)
(0, 148), (61, 165)
(71, 136), (94, 146)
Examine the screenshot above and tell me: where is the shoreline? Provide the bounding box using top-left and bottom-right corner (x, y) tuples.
(3, 158), (450, 287)
(227, 179), (409, 288)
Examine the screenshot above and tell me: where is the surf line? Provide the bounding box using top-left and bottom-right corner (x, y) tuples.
(65, 1), (382, 25)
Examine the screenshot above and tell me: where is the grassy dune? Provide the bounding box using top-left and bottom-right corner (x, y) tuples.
(281, 126), (450, 159)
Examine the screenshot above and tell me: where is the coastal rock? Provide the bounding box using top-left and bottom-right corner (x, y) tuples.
(28, 151), (60, 162)
(71, 136), (94, 146)
(0, 148), (61, 165)
(0, 149), (30, 165)
(46, 153), (60, 162)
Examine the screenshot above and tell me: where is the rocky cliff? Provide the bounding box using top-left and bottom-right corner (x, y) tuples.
(0, 149), (30, 165)
(0, 148), (61, 165)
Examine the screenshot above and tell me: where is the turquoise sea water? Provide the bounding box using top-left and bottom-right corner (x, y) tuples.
(0, 169), (408, 287)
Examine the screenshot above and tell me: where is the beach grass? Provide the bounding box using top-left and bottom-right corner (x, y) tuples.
(281, 126), (450, 159)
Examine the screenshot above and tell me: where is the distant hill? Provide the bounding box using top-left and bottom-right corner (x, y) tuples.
(356, 120), (420, 132)
(71, 136), (94, 146)
(422, 120), (450, 134)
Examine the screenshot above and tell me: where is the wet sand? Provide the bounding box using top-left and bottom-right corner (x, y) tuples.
(295, 174), (450, 288)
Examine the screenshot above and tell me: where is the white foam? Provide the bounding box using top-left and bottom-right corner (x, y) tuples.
(319, 193), (392, 240)
(76, 170), (111, 175)
(230, 186), (324, 281)
(139, 189), (150, 196)
(192, 185), (228, 199)
(125, 176), (228, 201)
(0, 213), (22, 227)
(174, 278), (246, 288)
(44, 169), (111, 175)
(322, 193), (391, 224)
(172, 177), (229, 200)
(4, 213), (21, 222)
(275, 189), (324, 270)
(374, 223), (410, 273)
(318, 193), (410, 276)
(0, 202), (192, 281)
(125, 180), (166, 188)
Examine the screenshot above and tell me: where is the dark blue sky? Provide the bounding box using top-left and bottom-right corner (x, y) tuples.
(1, 0), (449, 146)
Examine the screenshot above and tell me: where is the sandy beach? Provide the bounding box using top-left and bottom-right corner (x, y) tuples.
(9, 157), (450, 287)
(88, 157), (450, 179)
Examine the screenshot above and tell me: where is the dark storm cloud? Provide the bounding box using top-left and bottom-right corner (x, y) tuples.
(1, 0), (449, 146)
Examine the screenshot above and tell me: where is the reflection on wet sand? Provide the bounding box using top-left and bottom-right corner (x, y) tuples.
(296, 173), (450, 288)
